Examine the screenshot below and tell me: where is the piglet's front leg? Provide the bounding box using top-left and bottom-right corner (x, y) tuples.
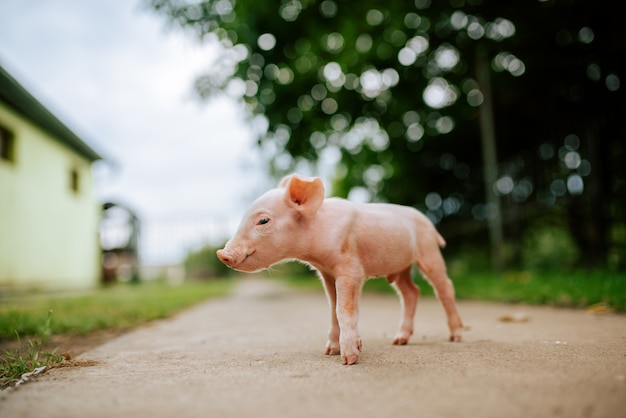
(335, 277), (363, 365)
(320, 274), (341, 356)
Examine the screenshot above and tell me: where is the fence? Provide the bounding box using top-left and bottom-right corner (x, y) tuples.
(137, 214), (242, 267)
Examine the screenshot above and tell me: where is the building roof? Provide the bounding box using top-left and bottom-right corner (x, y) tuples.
(0, 64), (102, 161)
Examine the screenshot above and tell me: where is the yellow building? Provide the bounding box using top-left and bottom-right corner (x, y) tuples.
(0, 65), (103, 289)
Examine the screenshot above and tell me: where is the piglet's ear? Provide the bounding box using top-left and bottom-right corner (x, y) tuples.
(279, 174), (293, 188)
(284, 174), (325, 216)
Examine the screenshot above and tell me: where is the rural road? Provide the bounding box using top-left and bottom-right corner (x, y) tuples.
(1, 277), (625, 418)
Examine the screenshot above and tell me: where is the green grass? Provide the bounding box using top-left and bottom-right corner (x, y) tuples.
(0, 279), (232, 389)
(1, 310), (64, 388)
(451, 270), (626, 311)
(283, 269), (626, 312)
(0, 280), (233, 340)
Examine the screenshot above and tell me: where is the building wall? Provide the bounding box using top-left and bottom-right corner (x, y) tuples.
(0, 103), (101, 288)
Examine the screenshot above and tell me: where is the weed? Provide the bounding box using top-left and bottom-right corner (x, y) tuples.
(0, 311), (64, 389)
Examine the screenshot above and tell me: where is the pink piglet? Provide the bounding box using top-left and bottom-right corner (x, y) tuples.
(217, 174), (463, 365)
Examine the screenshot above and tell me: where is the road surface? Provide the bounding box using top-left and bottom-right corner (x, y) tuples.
(1, 277), (625, 418)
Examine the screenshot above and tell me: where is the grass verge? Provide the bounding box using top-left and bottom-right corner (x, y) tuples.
(0, 279), (232, 389)
(1, 311), (64, 389)
(0, 280), (232, 339)
(450, 270), (626, 311)
(283, 269), (626, 312)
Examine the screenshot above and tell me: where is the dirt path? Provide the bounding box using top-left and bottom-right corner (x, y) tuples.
(1, 277), (625, 418)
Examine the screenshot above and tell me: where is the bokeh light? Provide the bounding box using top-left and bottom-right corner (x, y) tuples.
(257, 33), (276, 51)
(423, 77), (458, 109)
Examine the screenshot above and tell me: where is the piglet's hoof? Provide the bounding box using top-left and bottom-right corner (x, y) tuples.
(392, 331), (412, 345)
(340, 338), (362, 364)
(324, 342), (340, 356)
(342, 353), (359, 365)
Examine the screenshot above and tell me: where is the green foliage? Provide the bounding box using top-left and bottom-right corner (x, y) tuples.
(0, 311), (64, 389)
(521, 225), (580, 271)
(0, 281), (232, 340)
(184, 243), (234, 279)
(265, 260), (318, 278)
(146, 0), (626, 269)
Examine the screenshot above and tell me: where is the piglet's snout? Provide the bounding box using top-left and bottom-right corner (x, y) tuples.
(216, 249), (235, 267)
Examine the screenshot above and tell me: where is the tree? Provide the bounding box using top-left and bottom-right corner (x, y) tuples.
(146, 0), (625, 270)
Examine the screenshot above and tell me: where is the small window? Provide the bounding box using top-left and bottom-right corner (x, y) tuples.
(0, 125), (15, 163)
(70, 168), (80, 193)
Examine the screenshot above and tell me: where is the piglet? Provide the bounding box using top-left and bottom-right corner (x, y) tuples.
(217, 174), (463, 365)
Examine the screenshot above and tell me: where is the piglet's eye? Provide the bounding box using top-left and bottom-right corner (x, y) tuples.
(257, 218), (270, 225)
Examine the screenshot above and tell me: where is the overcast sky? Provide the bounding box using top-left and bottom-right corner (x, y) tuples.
(0, 0), (270, 264)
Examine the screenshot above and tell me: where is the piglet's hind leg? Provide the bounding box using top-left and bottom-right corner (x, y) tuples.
(389, 266), (420, 345)
(417, 254), (463, 342)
